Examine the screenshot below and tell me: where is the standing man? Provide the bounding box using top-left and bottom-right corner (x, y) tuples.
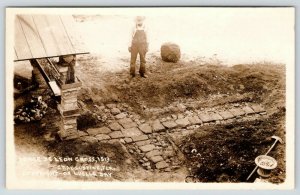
(128, 16), (149, 78)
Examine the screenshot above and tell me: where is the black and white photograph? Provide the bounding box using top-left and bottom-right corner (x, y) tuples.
(5, 7), (295, 189)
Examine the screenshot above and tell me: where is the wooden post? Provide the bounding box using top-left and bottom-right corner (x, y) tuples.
(30, 59), (48, 91)
(57, 55), (76, 84)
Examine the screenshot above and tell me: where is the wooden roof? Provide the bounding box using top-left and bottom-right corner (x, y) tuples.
(14, 15), (88, 61)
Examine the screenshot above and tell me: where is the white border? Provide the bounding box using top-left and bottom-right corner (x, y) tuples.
(6, 7), (295, 190)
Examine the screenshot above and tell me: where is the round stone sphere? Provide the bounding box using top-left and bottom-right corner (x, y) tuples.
(160, 42), (181, 63)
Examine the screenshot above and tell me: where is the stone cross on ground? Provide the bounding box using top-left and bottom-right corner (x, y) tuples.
(72, 103), (267, 172)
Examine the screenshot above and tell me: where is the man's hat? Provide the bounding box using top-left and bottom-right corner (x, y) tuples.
(135, 16), (145, 24)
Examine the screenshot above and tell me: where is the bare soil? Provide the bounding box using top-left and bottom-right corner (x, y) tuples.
(77, 53), (285, 116)
(180, 109), (285, 183)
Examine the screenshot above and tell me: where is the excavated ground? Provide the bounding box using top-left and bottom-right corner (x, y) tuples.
(14, 54), (286, 183)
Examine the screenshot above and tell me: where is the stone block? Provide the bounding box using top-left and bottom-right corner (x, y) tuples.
(115, 113), (127, 119)
(123, 122), (137, 129)
(58, 104), (80, 117)
(119, 118), (137, 129)
(162, 149), (175, 158)
(210, 113), (223, 121)
(119, 118), (133, 125)
(139, 144), (156, 152)
(64, 134), (79, 140)
(145, 150), (161, 158)
(124, 138), (133, 143)
(107, 139), (120, 144)
(78, 131), (88, 137)
(229, 108), (245, 117)
(152, 120), (165, 132)
(87, 127), (111, 136)
(95, 134), (111, 141)
(79, 136), (98, 144)
(155, 161), (169, 169)
(218, 111), (235, 119)
(138, 123), (152, 134)
(61, 96), (77, 103)
(142, 162), (151, 167)
(198, 113), (214, 123)
(61, 90), (79, 98)
(175, 117), (190, 127)
(60, 118), (77, 130)
(109, 131), (125, 139)
(106, 103), (117, 109)
(132, 135), (149, 142)
(121, 127), (143, 137)
(150, 155), (164, 163)
(251, 105), (265, 113)
(109, 122), (122, 131)
(111, 108), (121, 115)
(177, 114), (184, 119)
(61, 82), (82, 90)
(242, 106), (255, 114)
(62, 117), (77, 125)
(61, 92), (79, 101)
(188, 116), (202, 125)
(57, 129), (78, 140)
(135, 140), (151, 146)
(177, 103), (186, 112)
(61, 101), (78, 111)
(162, 121), (178, 129)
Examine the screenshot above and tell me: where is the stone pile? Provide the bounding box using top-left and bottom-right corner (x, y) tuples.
(14, 96), (48, 123)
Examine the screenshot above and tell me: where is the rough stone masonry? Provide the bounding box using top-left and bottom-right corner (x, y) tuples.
(55, 55), (82, 140)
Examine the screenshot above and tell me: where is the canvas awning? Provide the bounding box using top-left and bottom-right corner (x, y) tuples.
(14, 15), (89, 61)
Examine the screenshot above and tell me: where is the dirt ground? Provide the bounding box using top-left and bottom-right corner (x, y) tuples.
(13, 15), (286, 183)
(180, 110), (285, 183)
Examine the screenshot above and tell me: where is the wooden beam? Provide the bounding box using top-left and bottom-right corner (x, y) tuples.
(31, 59), (62, 97)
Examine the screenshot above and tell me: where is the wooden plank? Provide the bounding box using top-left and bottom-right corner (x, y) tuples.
(59, 15), (88, 54)
(32, 15), (60, 57)
(49, 81), (61, 96)
(18, 15), (47, 59)
(14, 16), (33, 60)
(13, 51), (89, 62)
(46, 15), (75, 55)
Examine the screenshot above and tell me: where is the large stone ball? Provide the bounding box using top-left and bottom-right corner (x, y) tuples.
(160, 42), (181, 63)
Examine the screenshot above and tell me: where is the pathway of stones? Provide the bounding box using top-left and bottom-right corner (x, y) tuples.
(75, 102), (267, 172)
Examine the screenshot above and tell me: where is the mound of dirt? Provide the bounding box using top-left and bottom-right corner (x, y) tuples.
(180, 108), (285, 183)
(93, 59), (285, 115)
